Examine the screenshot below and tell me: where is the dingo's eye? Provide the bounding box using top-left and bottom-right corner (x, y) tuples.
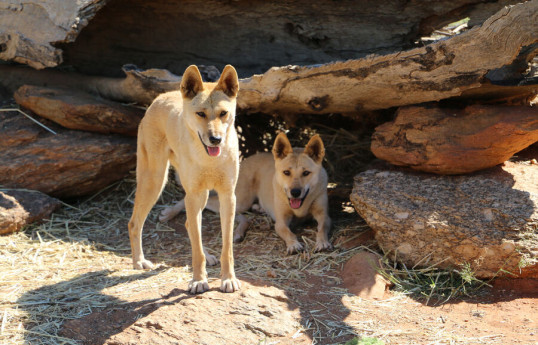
(302, 171), (311, 177)
(219, 111), (228, 117)
(283, 170), (291, 176)
(196, 112), (206, 118)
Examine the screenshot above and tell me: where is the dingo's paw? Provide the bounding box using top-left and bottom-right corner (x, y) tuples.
(133, 259), (154, 270)
(188, 279), (209, 294)
(286, 241), (304, 255)
(159, 202), (183, 222)
(206, 253), (219, 266)
(314, 239), (333, 252)
(221, 278), (241, 293)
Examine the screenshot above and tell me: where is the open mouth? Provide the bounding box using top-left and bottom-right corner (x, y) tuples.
(198, 133), (221, 157)
(289, 188), (309, 209)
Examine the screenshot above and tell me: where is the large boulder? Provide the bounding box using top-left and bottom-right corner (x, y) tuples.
(0, 109), (136, 198)
(0, 190), (61, 235)
(350, 149), (538, 278)
(371, 104), (538, 174)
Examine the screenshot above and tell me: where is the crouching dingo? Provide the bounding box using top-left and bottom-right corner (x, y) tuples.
(128, 65), (241, 294)
(160, 132), (332, 254)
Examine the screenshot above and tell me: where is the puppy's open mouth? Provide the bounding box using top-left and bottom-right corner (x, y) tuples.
(289, 189), (309, 209)
(198, 133), (221, 157)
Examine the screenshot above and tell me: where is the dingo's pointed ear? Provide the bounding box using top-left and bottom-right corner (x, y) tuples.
(272, 132), (293, 160)
(215, 65), (239, 98)
(180, 65), (204, 99)
(304, 134), (325, 164)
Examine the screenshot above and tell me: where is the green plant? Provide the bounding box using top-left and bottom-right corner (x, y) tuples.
(344, 337), (385, 345)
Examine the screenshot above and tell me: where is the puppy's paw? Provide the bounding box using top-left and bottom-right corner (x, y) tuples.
(314, 240), (333, 252)
(220, 278), (241, 293)
(286, 241), (304, 255)
(206, 253), (219, 266)
(133, 259), (154, 270)
(188, 279), (209, 294)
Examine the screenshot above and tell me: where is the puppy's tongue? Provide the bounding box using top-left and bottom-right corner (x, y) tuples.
(207, 146), (221, 157)
(290, 198), (302, 209)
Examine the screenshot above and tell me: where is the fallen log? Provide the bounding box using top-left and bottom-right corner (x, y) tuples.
(1, 1), (536, 116)
(14, 85), (144, 136)
(1, 0), (519, 76)
(237, 1), (538, 115)
(0, 109), (136, 198)
(371, 104), (538, 174)
(0, 0), (107, 69)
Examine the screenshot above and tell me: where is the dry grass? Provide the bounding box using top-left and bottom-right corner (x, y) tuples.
(0, 113), (377, 345)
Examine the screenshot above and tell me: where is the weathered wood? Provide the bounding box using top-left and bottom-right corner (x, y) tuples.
(0, 0), (107, 69)
(0, 109), (136, 198)
(14, 85), (144, 136)
(0, 1), (522, 76)
(371, 104), (538, 174)
(237, 1), (538, 115)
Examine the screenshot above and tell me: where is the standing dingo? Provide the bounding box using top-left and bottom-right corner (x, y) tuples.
(128, 65), (241, 294)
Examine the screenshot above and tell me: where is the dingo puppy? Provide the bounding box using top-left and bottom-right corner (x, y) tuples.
(160, 132), (332, 254)
(128, 65), (241, 294)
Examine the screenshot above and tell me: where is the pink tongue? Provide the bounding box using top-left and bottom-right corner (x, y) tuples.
(207, 146), (221, 157)
(290, 198), (302, 209)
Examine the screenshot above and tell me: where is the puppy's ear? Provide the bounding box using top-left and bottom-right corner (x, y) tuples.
(272, 132), (293, 160)
(215, 65), (239, 98)
(304, 134), (325, 164)
(180, 65), (204, 99)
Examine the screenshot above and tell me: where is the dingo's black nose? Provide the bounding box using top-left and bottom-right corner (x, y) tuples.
(290, 188), (302, 198)
(209, 136), (222, 145)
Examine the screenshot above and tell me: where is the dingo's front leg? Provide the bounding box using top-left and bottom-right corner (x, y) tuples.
(184, 191), (209, 294)
(312, 195), (332, 252)
(218, 191), (241, 292)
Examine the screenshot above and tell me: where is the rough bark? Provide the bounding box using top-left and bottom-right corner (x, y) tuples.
(371, 104), (538, 174)
(58, 0), (521, 78)
(0, 109), (136, 198)
(350, 150), (538, 279)
(237, 1), (538, 115)
(14, 85), (144, 136)
(0, 190), (61, 235)
(0, 0), (107, 69)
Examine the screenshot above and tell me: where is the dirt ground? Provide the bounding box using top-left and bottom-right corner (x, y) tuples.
(1, 118), (536, 345)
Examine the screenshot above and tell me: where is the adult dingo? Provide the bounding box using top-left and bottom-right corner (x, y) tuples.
(128, 65), (241, 294)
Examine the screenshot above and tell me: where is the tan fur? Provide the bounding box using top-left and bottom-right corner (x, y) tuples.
(128, 65), (241, 294)
(160, 133), (332, 254)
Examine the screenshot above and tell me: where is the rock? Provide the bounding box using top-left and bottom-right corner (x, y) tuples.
(350, 149), (538, 279)
(371, 104), (538, 174)
(0, 190), (61, 235)
(14, 85), (144, 136)
(342, 251), (390, 300)
(0, 109), (136, 198)
(60, 281), (302, 345)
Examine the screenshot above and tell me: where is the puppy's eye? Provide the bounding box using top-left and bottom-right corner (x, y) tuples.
(219, 111), (228, 117)
(196, 112), (206, 118)
(283, 170), (291, 176)
(302, 171), (311, 177)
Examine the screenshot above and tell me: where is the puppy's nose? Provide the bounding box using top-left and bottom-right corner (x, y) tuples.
(290, 188), (302, 198)
(209, 136), (222, 145)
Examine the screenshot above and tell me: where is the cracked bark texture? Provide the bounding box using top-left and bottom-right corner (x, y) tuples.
(238, 1), (538, 115)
